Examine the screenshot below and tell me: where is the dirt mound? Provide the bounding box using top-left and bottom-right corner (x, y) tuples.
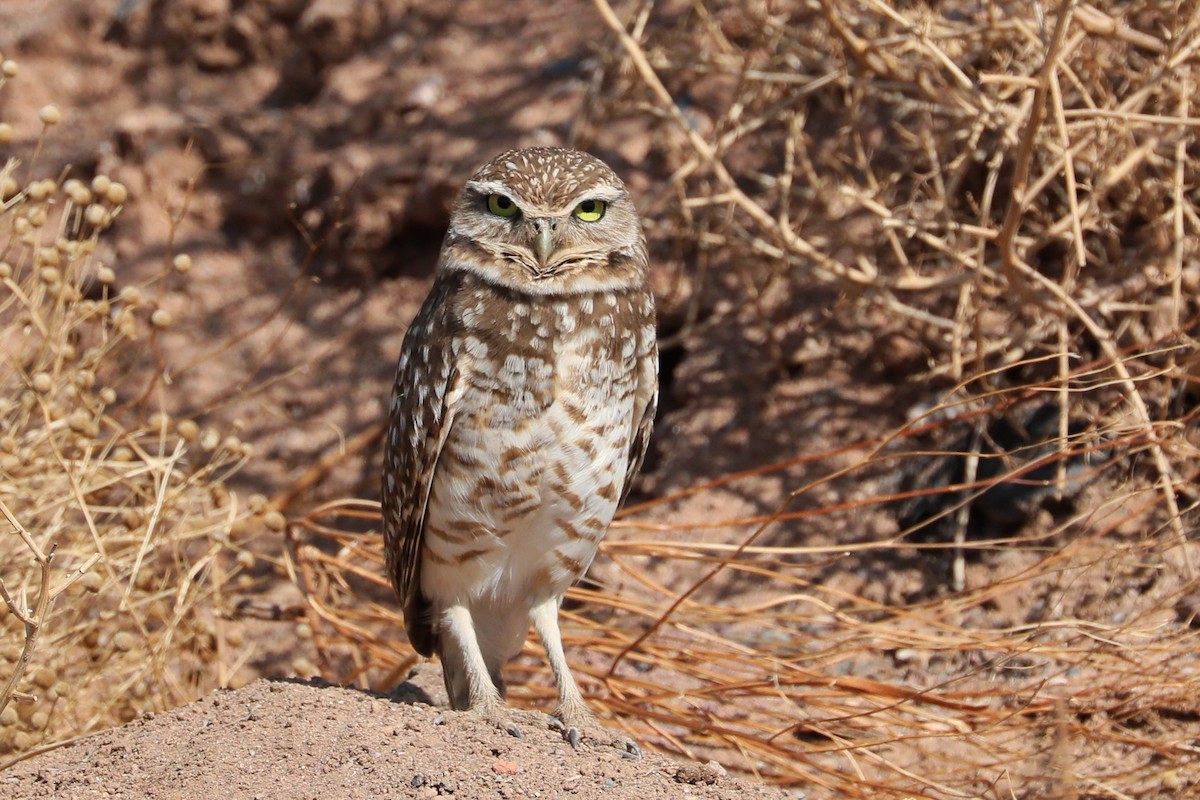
(0, 679), (793, 800)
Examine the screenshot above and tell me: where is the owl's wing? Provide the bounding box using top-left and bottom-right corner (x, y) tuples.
(382, 276), (461, 657)
(618, 333), (659, 509)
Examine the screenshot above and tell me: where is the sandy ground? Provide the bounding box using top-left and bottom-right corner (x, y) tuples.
(0, 679), (794, 800)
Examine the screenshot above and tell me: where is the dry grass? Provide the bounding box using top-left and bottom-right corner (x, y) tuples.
(2, 2), (1199, 798)
(286, 2), (1200, 799)
(0, 83), (265, 762)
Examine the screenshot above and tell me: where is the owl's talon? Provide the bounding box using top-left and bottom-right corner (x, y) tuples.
(465, 704), (523, 740)
(548, 713), (639, 757)
(547, 716), (582, 749)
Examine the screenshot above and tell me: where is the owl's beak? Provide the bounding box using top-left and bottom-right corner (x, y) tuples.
(532, 219), (555, 268)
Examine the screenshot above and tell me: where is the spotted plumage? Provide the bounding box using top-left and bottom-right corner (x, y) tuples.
(382, 147), (657, 753)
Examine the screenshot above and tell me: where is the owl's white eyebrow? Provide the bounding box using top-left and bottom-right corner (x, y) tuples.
(465, 181), (625, 213)
(466, 180), (528, 203)
(572, 186), (624, 204)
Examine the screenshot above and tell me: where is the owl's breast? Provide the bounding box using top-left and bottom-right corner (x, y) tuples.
(419, 289), (646, 605)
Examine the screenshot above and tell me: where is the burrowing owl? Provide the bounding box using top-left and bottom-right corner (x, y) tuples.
(382, 147), (657, 754)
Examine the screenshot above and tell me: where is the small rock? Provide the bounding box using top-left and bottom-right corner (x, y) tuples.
(674, 760), (727, 785)
(492, 759), (519, 776)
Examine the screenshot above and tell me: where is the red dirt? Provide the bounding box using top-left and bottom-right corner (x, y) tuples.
(0, 679), (792, 800)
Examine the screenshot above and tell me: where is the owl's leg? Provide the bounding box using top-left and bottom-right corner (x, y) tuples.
(531, 597), (641, 758)
(438, 604), (522, 739)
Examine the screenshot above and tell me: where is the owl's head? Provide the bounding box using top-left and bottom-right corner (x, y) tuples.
(439, 147), (647, 296)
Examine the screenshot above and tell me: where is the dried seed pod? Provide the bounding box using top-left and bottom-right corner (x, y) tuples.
(84, 204), (107, 227)
(38, 247), (60, 267)
(290, 656), (317, 677)
(105, 182), (128, 205)
(67, 409), (91, 433)
(67, 183), (92, 206)
(177, 419), (199, 441)
(115, 311), (137, 338)
(210, 484), (230, 508)
(32, 665), (56, 689)
(200, 427), (220, 451)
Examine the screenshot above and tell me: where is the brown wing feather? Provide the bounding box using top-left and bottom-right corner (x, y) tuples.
(618, 331), (658, 510)
(382, 274), (462, 657)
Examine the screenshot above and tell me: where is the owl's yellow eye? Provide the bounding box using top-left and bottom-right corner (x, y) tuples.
(487, 194), (519, 217)
(572, 199), (606, 222)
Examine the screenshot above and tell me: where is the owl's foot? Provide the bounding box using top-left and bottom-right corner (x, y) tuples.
(465, 704), (523, 740)
(548, 711), (640, 759)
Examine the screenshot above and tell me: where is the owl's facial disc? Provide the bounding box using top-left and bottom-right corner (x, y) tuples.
(453, 173), (636, 289)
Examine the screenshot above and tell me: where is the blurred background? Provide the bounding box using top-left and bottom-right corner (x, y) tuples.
(1, 1), (1198, 797)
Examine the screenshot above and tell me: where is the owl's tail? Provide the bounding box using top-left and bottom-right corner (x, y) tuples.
(403, 591), (437, 657)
